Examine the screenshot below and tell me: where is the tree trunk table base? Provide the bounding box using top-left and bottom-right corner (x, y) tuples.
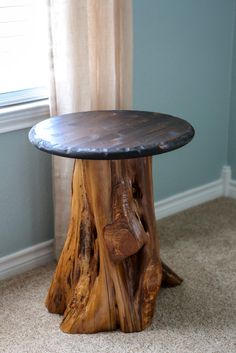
(45, 157), (182, 334)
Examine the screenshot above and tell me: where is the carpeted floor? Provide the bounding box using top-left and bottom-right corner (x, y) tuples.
(0, 197), (236, 353)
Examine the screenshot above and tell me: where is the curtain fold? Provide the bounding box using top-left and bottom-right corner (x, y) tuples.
(48, 0), (133, 258)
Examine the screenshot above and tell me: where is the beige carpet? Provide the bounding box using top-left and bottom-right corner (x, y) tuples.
(0, 197), (236, 353)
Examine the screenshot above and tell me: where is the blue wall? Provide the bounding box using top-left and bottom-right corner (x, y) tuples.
(229, 7), (236, 179)
(0, 129), (53, 257)
(133, 0), (235, 200)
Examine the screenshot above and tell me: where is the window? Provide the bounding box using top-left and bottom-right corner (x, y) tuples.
(0, 0), (49, 108)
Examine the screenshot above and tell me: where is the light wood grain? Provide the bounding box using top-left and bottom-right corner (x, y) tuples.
(45, 157), (173, 333)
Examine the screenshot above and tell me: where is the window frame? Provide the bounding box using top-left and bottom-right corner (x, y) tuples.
(0, 99), (50, 134)
(0, 0), (50, 131)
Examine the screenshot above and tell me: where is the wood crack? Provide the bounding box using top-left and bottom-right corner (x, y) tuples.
(45, 157), (182, 333)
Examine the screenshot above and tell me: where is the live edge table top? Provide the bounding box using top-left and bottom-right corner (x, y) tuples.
(29, 110), (195, 160)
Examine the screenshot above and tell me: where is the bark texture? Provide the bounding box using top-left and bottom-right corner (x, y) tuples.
(45, 157), (181, 333)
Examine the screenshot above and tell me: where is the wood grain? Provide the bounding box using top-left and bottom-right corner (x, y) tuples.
(29, 110), (194, 160)
(45, 157), (165, 333)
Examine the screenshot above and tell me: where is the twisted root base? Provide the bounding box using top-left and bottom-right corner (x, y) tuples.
(45, 157), (182, 334)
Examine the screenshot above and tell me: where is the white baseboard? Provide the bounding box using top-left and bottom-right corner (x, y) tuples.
(155, 165), (236, 220)
(229, 179), (236, 198)
(0, 240), (54, 280)
(155, 179), (223, 220)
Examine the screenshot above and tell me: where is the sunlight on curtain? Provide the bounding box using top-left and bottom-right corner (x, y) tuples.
(48, 0), (133, 257)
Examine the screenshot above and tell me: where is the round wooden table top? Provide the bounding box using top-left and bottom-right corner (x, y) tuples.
(29, 110), (194, 160)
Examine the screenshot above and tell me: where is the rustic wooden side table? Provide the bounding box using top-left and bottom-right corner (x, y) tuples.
(29, 110), (194, 334)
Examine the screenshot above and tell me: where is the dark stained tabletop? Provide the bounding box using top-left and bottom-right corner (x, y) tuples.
(29, 110), (194, 160)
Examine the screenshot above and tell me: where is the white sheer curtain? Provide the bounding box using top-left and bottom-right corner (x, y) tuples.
(48, 0), (133, 257)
